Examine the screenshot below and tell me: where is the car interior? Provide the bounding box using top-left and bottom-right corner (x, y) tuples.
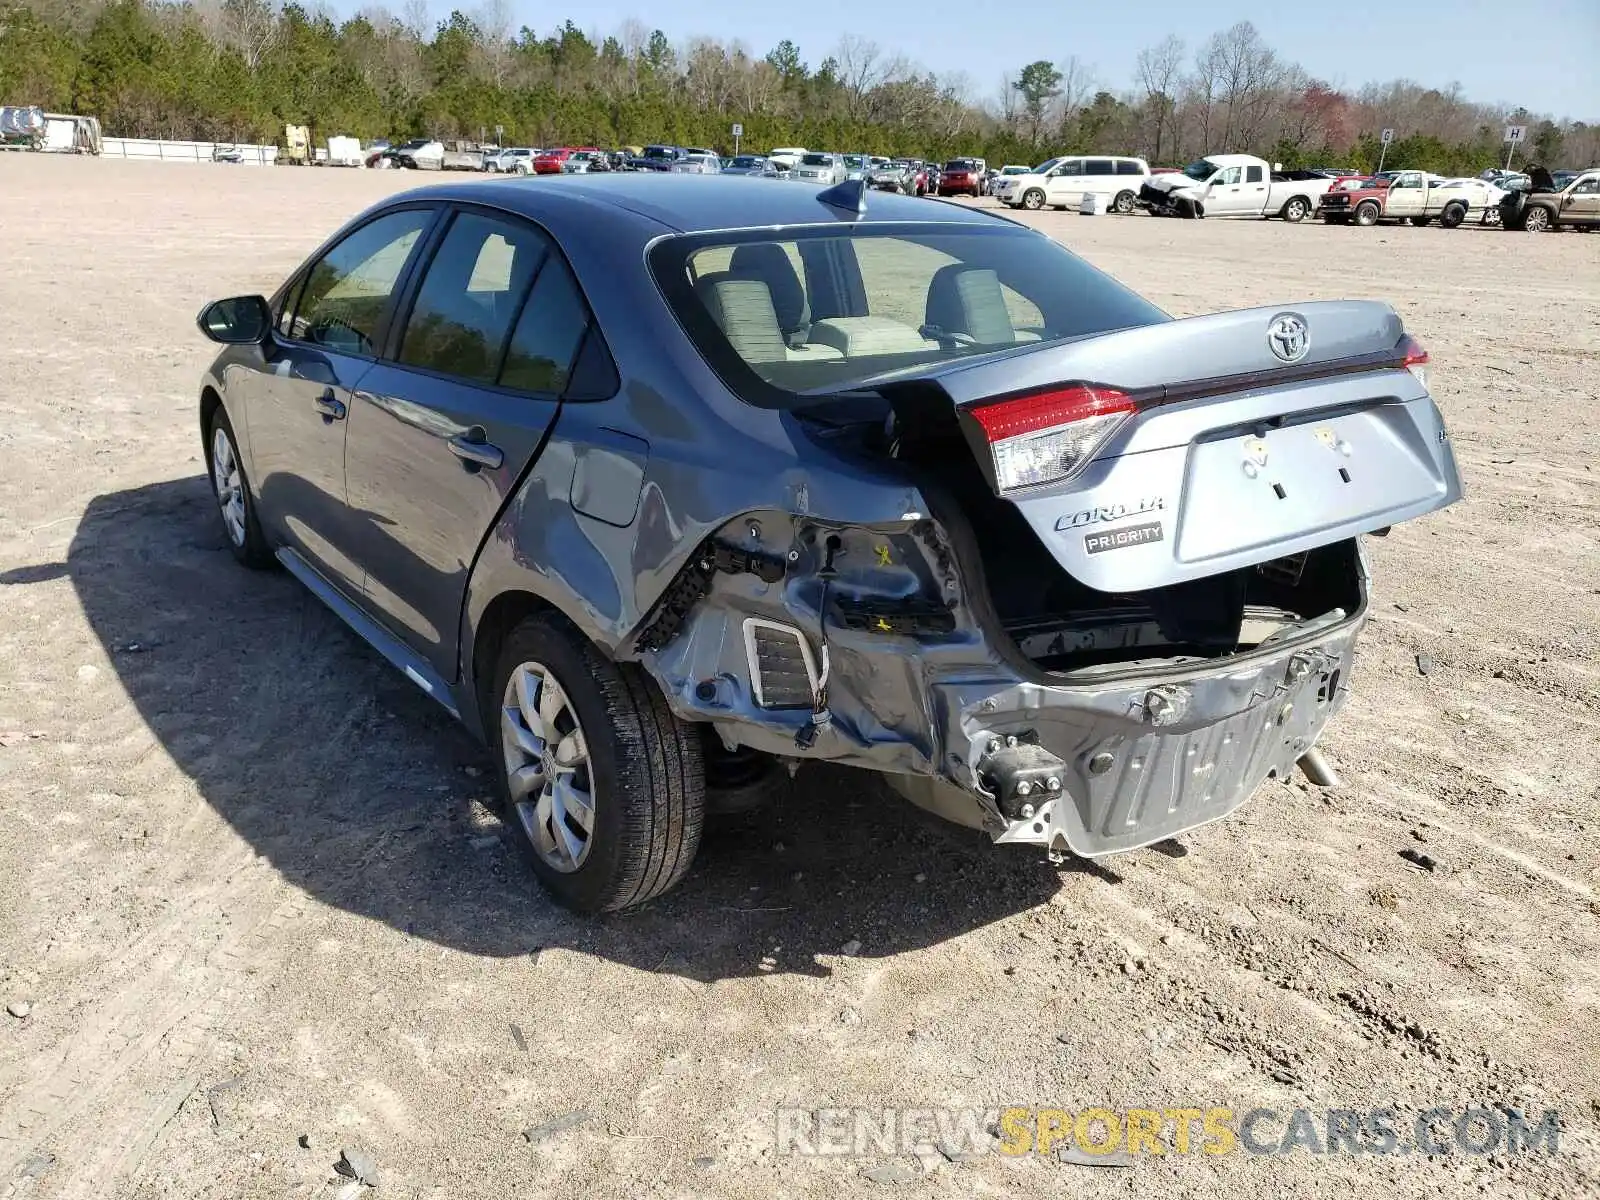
(685, 236), (1048, 388)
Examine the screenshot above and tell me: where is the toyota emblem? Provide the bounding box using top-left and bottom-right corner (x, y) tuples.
(1267, 313), (1310, 363)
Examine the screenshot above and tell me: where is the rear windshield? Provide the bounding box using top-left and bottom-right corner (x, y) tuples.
(944, 159), (977, 171)
(730, 156), (762, 168)
(650, 224), (1168, 410)
(801, 153), (833, 166)
(643, 146), (675, 158)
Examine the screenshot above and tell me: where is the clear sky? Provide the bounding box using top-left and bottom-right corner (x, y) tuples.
(356, 0), (1600, 120)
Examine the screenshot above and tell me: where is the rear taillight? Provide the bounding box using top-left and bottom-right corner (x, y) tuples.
(967, 385), (1137, 495)
(1398, 334), (1430, 389)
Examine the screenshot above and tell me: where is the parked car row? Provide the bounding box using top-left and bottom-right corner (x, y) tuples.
(1318, 170), (1505, 227)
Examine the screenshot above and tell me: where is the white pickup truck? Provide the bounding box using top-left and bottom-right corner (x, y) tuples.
(1139, 154), (1336, 222)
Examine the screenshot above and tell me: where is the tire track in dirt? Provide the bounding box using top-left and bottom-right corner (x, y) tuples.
(0, 864), (307, 1198)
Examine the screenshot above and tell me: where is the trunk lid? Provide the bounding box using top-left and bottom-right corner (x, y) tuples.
(883, 301), (1462, 593)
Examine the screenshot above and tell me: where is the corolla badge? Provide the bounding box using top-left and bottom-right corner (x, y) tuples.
(1267, 312), (1310, 363)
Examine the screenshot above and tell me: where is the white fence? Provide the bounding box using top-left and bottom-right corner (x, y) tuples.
(101, 137), (279, 165)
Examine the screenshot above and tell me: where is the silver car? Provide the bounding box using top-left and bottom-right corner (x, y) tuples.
(722, 155), (784, 179)
(671, 153), (720, 175)
(792, 152), (846, 185)
(192, 175), (1461, 913)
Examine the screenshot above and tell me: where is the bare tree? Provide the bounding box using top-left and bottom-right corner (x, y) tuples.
(995, 72), (1019, 126)
(401, 0), (430, 40)
(1136, 35), (1185, 163)
(218, 0), (281, 70)
(473, 0), (512, 88)
(1199, 21), (1282, 149)
(836, 34), (894, 119)
(1052, 55), (1094, 135)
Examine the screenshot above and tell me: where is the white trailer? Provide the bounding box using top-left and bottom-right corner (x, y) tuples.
(325, 135), (364, 167)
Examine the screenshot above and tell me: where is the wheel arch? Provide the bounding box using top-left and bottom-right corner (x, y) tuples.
(199, 384), (223, 459)
(463, 587), (588, 742)
(1280, 194), (1309, 215)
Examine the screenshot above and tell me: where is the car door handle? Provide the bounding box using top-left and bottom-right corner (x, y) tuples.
(447, 433), (503, 470)
(313, 389), (346, 421)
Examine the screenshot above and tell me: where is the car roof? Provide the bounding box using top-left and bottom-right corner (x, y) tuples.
(389, 174), (1017, 237)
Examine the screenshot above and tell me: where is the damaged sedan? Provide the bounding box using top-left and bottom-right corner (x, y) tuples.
(193, 174), (1462, 913)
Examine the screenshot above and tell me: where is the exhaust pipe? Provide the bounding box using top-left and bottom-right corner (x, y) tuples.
(1297, 747), (1341, 789)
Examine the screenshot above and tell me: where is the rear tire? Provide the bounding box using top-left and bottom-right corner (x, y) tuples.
(1282, 196), (1310, 222)
(489, 614), (705, 913)
(1112, 189), (1137, 214)
(1354, 200), (1381, 226)
(1438, 203), (1465, 229)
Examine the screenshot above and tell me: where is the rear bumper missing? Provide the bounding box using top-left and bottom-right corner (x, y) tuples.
(641, 515), (1371, 859)
(933, 614), (1361, 855)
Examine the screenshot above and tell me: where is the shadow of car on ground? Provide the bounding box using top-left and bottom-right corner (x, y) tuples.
(22, 477), (1105, 981)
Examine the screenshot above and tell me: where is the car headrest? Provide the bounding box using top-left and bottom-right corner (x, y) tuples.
(924, 265), (1016, 345)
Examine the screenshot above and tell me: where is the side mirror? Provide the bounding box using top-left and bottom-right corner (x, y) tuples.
(197, 295), (271, 345)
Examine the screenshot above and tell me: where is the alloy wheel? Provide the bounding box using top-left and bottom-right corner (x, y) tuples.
(501, 661), (596, 873)
(211, 425), (246, 547)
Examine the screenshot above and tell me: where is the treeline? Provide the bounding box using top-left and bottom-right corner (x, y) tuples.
(3, 0), (1596, 174)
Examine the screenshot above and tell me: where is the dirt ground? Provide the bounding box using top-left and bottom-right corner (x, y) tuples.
(0, 156), (1597, 1200)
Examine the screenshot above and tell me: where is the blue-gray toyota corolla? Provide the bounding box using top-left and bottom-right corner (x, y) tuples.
(194, 173), (1462, 913)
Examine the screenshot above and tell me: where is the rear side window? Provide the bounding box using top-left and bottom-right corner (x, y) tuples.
(1085, 159), (1114, 176)
(1246, 165), (1264, 183)
(1115, 160), (1143, 176)
(286, 209), (434, 355)
(397, 211), (550, 384)
(500, 256), (590, 394)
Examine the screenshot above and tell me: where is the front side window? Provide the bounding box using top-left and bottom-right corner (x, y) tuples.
(1569, 177), (1599, 194)
(397, 211), (550, 384)
(1214, 166), (1242, 186)
(287, 208), (434, 355)
(1054, 159), (1082, 176)
(652, 225), (1168, 410)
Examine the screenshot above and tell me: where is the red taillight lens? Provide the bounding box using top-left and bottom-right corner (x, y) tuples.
(967, 385), (1137, 494)
(1398, 334), (1430, 387)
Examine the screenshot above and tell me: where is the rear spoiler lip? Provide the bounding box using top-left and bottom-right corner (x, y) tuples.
(1116, 341), (1414, 411)
(871, 339), (1416, 416)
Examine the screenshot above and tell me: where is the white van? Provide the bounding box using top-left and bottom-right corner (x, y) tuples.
(994, 155), (1150, 213)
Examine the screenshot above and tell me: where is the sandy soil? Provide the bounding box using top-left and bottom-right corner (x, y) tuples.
(0, 156), (1597, 1199)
